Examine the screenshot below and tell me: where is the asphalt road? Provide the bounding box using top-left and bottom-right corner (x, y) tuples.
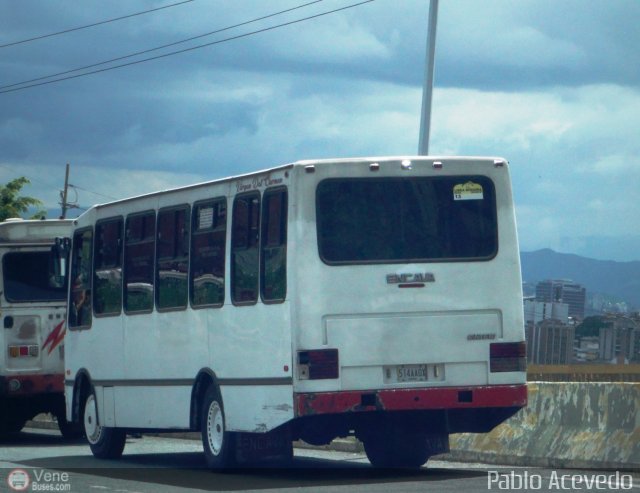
(1, 428), (639, 493)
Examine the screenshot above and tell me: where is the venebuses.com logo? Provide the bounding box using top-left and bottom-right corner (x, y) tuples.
(6, 469), (30, 491)
(6, 468), (72, 491)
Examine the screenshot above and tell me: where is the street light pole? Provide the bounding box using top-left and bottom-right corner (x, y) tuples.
(418, 0), (439, 156)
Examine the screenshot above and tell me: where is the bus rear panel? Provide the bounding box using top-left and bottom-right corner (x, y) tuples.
(288, 157), (526, 463)
(0, 220), (74, 437)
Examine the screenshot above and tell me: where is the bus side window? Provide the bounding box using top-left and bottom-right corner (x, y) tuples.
(261, 188), (287, 303)
(125, 211), (156, 313)
(156, 206), (190, 311)
(69, 228), (93, 329)
(231, 192), (260, 305)
(94, 218), (123, 317)
(190, 199), (226, 308)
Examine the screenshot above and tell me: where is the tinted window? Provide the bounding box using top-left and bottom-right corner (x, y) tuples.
(125, 211), (155, 313)
(261, 188), (287, 302)
(3, 251), (67, 303)
(94, 218), (123, 316)
(317, 176), (497, 263)
(69, 229), (93, 328)
(231, 193), (260, 304)
(191, 199), (226, 307)
(156, 206), (189, 310)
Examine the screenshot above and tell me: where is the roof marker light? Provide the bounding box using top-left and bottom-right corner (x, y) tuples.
(305, 165), (315, 173)
(401, 160), (412, 170)
(494, 159), (506, 167)
(432, 161), (443, 170)
(369, 162), (380, 172)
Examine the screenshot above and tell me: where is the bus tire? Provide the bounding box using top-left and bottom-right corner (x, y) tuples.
(0, 416), (26, 436)
(201, 385), (235, 469)
(363, 429), (430, 469)
(56, 412), (84, 440)
(83, 391), (126, 459)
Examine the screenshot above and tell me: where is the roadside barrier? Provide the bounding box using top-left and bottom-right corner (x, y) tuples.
(446, 382), (640, 470)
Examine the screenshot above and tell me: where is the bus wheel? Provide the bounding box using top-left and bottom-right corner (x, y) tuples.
(83, 391), (126, 459)
(201, 386), (235, 469)
(0, 416), (26, 435)
(362, 429), (431, 469)
(55, 411), (84, 440)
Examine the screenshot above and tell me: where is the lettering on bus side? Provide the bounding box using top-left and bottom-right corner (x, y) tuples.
(236, 176), (284, 193)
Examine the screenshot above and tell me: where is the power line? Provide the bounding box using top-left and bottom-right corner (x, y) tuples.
(0, 0), (195, 49)
(69, 184), (118, 201)
(0, 0), (324, 91)
(0, 0), (375, 95)
(0, 162), (116, 202)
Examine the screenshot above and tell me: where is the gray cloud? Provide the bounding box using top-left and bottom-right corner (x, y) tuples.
(0, 0), (639, 260)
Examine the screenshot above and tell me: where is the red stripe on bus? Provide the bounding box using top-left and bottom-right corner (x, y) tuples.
(42, 320), (66, 354)
(295, 384), (527, 416)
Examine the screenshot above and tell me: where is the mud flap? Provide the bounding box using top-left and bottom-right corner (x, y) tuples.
(234, 426), (292, 464)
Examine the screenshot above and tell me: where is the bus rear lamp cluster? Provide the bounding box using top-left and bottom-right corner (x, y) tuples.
(297, 349), (339, 380)
(489, 342), (526, 373)
(8, 345), (39, 358)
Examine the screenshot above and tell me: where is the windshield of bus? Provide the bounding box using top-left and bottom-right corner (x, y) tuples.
(316, 176), (498, 264)
(2, 251), (67, 302)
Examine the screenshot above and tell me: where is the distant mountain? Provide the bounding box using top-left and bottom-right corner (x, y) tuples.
(520, 249), (640, 310)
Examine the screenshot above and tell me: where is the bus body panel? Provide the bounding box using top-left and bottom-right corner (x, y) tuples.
(65, 168), (295, 433)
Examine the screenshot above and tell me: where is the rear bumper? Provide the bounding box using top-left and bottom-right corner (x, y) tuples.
(0, 374), (64, 397)
(295, 384), (527, 416)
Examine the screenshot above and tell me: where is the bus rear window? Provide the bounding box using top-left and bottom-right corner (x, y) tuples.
(316, 176), (497, 264)
(3, 251), (67, 302)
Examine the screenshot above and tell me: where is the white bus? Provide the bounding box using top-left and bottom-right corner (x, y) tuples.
(0, 218), (79, 437)
(62, 156), (527, 468)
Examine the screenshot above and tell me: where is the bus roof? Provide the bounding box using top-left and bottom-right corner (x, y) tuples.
(80, 155), (508, 215)
(0, 219), (73, 244)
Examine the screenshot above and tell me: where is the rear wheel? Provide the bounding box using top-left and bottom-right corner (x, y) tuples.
(56, 412), (84, 440)
(0, 417), (26, 436)
(201, 385), (235, 469)
(362, 428), (432, 469)
(0, 403), (27, 436)
(83, 391), (126, 459)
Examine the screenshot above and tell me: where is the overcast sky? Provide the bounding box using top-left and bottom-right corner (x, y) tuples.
(1, 0), (638, 261)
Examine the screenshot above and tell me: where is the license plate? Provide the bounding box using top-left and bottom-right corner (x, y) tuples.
(395, 364), (428, 382)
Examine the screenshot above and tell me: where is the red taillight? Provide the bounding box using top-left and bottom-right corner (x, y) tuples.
(298, 349), (339, 380)
(490, 342), (526, 372)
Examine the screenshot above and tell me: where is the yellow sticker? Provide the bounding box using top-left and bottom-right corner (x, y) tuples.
(453, 181), (484, 201)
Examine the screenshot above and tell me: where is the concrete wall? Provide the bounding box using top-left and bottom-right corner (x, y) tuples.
(447, 382), (640, 470)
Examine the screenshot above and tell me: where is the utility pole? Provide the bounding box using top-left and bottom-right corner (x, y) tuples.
(59, 163), (70, 219)
(418, 0), (439, 155)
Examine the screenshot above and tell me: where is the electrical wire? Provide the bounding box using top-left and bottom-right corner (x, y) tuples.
(0, 0), (375, 95)
(68, 184), (118, 200)
(0, 163), (117, 202)
(0, 0), (324, 91)
(0, 0), (195, 49)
